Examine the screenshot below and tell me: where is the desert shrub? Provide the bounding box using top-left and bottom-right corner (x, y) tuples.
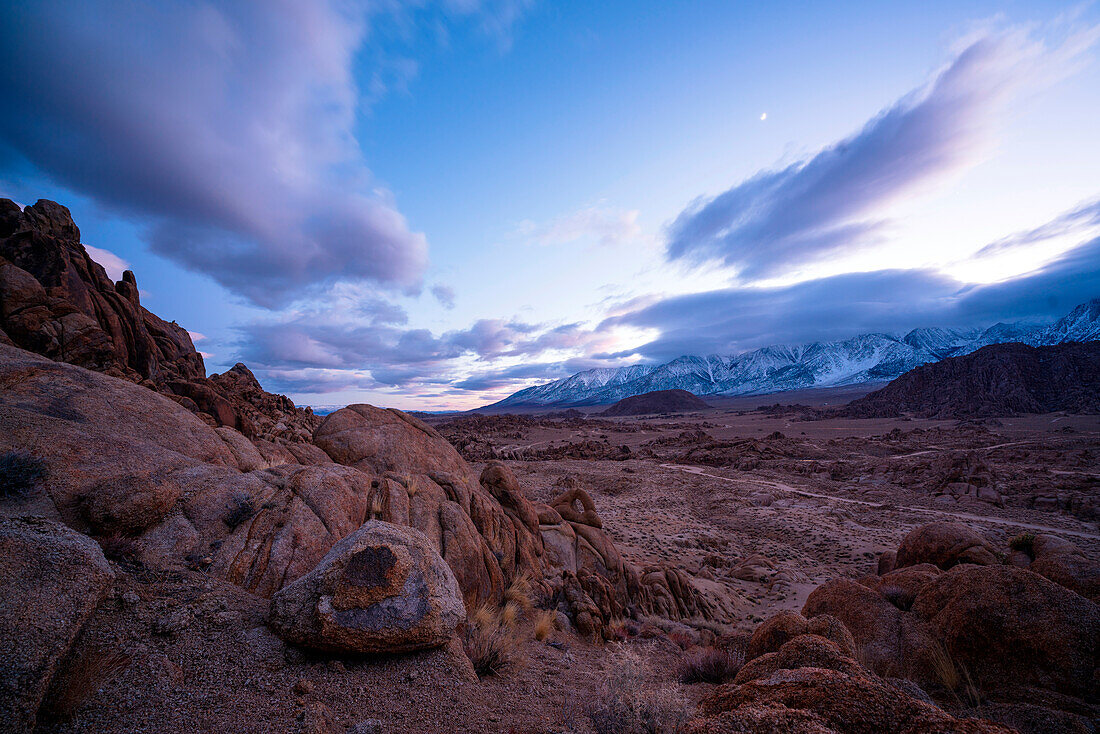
(676, 645), (745, 684)
(588, 647), (691, 734)
(603, 618), (631, 643)
(667, 630), (695, 650)
(43, 645), (132, 720)
(96, 534), (140, 562)
(0, 450), (48, 498)
(224, 493), (256, 528)
(879, 584), (915, 611)
(533, 609), (557, 641)
(1008, 532), (1036, 557)
(463, 603), (521, 678)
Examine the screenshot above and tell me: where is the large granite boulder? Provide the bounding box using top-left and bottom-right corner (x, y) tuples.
(0, 517), (114, 732)
(268, 521), (464, 654)
(894, 521), (998, 570)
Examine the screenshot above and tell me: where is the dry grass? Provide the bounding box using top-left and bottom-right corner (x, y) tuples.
(534, 609), (556, 641)
(587, 646), (691, 734)
(96, 534), (140, 562)
(603, 617), (630, 643)
(676, 645), (745, 684)
(504, 573), (534, 611)
(463, 603), (522, 678)
(43, 646), (133, 720)
(925, 640), (981, 707)
(500, 600), (521, 628)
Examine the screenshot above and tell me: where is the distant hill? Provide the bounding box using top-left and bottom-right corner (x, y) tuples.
(840, 341), (1100, 419)
(486, 298), (1100, 409)
(599, 389), (709, 416)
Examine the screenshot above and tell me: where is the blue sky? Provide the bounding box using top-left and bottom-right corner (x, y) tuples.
(2, 1), (1099, 409)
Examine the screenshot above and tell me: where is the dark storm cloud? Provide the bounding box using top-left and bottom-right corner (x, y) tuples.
(665, 29), (1097, 279)
(0, 1), (434, 307)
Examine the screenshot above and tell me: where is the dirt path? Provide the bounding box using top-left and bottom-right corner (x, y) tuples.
(660, 463), (1100, 541)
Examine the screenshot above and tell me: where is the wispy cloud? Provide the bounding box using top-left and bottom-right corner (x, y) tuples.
(518, 204), (642, 247)
(665, 23), (1100, 280)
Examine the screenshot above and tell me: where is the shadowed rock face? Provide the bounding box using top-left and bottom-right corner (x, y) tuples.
(599, 389), (710, 416)
(0, 516), (115, 732)
(841, 341), (1100, 418)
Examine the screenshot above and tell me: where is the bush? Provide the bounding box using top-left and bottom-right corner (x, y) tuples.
(1008, 532), (1036, 557)
(588, 647), (691, 734)
(0, 450), (48, 498)
(879, 584), (915, 611)
(43, 645), (132, 721)
(463, 603), (521, 678)
(96, 534), (140, 562)
(676, 645), (744, 684)
(224, 493), (256, 528)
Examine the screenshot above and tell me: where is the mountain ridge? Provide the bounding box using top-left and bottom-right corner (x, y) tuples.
(488, 299), (1100, 408)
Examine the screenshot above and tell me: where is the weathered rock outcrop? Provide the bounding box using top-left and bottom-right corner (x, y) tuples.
(687, 614), (1014, 734)
(804, 523), (1100, 731)
(0, 199), (735, 649)
(0, 516), (114, 732)
(269, 521), (464, 653)
(0, 199), (316, 442)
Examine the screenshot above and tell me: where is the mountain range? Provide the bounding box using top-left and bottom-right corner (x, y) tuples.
(487, 299), (1100, 408)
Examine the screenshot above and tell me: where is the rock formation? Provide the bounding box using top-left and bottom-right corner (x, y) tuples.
(801, 522), (1100, 731)
(687, 612), (1014, 733)
(0, 201), (731, 662)
(0, 198), (317, 442)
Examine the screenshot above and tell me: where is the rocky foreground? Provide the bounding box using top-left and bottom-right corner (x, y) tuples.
(0, 200), (1097, 733)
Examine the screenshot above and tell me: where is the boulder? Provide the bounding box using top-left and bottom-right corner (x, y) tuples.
(269, 521), (464, 654)
(1024, 534), (1100, 603)
(910, 564), (1099, 700)
(745, 611), (855, 662)
(0, 516), (114, 732)
(894, 522), (998, 570)
(688, 629), (1014, 734)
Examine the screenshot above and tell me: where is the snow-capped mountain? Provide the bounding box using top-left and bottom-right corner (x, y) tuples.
(487, 299), (1100, 408)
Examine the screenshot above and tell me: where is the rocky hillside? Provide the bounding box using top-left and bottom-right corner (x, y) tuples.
(841, 341), (1100, 418)
(599, 389), (710, 416)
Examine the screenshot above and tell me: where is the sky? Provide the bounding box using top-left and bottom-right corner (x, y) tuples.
(2, 0), (1099, 410)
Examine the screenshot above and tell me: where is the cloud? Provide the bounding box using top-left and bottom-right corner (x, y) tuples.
(975, 196), (1100, 258)
(83, 245), (130, 282)
(0, 1), (458, 307)
(431, 284), (456, 309)
(518, 205), (642, 247)
(607, 234), (1100, 362)
(665, 24), (1100, 279)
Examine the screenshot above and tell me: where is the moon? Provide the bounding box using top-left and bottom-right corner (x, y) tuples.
(760, 112), (767, 121)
